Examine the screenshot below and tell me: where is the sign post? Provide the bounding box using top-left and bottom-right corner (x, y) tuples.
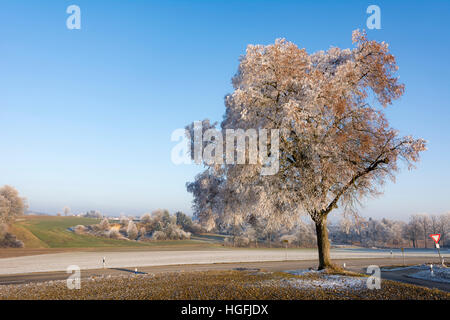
(429, 234), (444, 266)
(282, 239), (289, 261)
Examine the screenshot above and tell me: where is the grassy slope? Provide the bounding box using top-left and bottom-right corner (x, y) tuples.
(8, 223), (48, 248)
(12, 216), (216, 249)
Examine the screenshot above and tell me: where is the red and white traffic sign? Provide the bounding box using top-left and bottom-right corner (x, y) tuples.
(429, 234), (441, 244)
(429, 234), (445, 266)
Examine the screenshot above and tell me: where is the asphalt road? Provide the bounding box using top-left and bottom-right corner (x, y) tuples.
(0, 248), (446, 275)
(0, 256), (448, 292)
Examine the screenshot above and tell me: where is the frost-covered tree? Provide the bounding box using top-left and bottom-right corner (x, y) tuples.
(429, 213), (448, 246)
(243, 225), (258, 247)
(186, 169), (224, 232)
(0, 186), (26, 248)
(437, 212), (450, 247)
(119, 215), (130, 226)
(140, 213), (152, 224)
(187, 30), (426, 269)
(405, 214), (422, 248)
(127, 220), (138, 240)
(140, 210), (192, 240)
(416, 213), (431, 248)
(175, 211), (194, 232)
(83, 210), (102, 219)
(0, 185), (27, 224)
(99, 218), (110, 231)
(139, 227), (147, 239)
(63, 206), (71, 216)
(294, 219), (317, 247)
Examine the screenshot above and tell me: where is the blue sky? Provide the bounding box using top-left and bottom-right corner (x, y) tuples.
(0, 0), (449, 220)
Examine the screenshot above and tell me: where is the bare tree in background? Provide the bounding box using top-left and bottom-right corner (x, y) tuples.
(428, 212), (449, 247)
(409, 215), (422, 248)
(63, 206), (71, 217)
(438, 213), (450, 246)
(417, 214), (431, 248)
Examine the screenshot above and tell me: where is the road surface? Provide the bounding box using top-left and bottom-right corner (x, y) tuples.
(0, 247), (447, 275)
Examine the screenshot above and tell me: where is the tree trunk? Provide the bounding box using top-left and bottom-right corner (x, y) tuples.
(315, 215), (332, 270)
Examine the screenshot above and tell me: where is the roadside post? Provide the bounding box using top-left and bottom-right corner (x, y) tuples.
(429, 234), (444, 266)
(282, 239), (289, 261)
(401, 248), (405, 266)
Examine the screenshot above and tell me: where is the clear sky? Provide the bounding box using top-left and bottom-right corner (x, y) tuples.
(0, 0), (449, 220)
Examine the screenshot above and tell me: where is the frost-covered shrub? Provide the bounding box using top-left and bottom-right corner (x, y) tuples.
(108, 228), (125, 240)
(140, 214), (152, 224)
(127, 221), (138, 240)
(119, 216), (130, 227)
(164, 224), (191, 240)
(139, 227), (147, 239)
(151, 231), (167, 240)
(140, 210), (192, 241)
(99, 218), (110, 231)
(74, 225), (87, 234)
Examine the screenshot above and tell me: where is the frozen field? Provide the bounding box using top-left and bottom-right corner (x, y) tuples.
(0, 248), (447, 275)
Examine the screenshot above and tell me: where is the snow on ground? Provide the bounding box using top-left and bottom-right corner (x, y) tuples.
(284, 269), (322, 276)
(407, 265), (450, 284)
(286, 274), (367, 290)
(283, 269), (366, 290)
